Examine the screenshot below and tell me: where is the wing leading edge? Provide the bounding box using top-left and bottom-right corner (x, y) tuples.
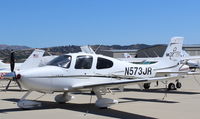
(69, 76), (179, 91)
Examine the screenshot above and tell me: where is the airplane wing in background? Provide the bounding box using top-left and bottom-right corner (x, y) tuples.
(181, 56), (200, 61)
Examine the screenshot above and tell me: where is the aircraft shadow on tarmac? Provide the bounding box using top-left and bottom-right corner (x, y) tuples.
(73, 88), (200, 96)
(0, 98), (157, 119)
(119, 97), (179, 104)
(0, 89), (27, 92)
(121, 88), (200, 95)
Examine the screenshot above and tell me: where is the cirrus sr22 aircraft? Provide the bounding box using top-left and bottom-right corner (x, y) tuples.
(5, 40), (192, 109)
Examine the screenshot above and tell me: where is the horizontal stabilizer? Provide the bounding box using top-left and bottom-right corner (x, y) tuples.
(181, 56), (200, 61)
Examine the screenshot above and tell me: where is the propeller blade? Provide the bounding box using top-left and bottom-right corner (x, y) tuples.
(5, 79), (12, 90)
(10, 50), (15, 72)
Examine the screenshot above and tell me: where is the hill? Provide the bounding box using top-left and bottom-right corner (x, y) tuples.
(0, 44), (30, 50)
(0, 44), (151, 63)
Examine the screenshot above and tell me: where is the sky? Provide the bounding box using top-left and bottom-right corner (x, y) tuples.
(0, 0), (200, 48)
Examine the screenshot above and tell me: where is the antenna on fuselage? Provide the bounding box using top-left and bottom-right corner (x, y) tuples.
(143, 51), (149, 57)
(94, 45), (102, 53)
(153, 50), (159, 57)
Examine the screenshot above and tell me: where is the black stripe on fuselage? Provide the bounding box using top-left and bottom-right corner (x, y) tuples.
(24, 75), (137, 79)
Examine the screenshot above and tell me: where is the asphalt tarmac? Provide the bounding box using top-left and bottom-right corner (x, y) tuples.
(1, 75), (200, 119)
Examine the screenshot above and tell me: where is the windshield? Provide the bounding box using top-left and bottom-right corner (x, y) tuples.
(47, 55), (72, 68)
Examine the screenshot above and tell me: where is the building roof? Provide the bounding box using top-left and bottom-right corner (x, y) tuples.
(102, 49), (138, 53)
(183, 44), (200, 48)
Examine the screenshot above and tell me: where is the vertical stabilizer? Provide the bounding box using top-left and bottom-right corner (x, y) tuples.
(81, 46), (95, 54)
(163, 37), (184, 59)
(19, 49), (45, 70)
(123, 53), (133, 58)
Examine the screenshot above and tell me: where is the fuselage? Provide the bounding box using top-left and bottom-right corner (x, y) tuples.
(17, 52), (183, 93)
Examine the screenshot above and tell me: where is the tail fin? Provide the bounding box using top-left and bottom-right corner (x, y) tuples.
(81, 46), (95, 54)
(163, 37), (184, 59)
(123, 53), (133, 58)
(19, 49), (45, 70)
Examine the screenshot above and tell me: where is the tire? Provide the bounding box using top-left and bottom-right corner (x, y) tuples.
(176, 82), (182, 89)
(143, 83), (150, 89)
(91, 91), (95, 95)
(168, 83), (176, 90)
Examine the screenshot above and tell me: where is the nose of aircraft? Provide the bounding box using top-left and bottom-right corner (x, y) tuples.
(19, 66), (65, 77)
(16, 66), (66, 90)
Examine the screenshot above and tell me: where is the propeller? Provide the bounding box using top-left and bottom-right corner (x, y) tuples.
(10, 50), (15, 72)
(197, 60), (200, 68)
(5, 50), (22, 90)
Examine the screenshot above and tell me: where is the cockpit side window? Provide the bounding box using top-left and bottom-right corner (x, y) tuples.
(96, 57), (113, 69)
(75, 55), (93, 69)
(47, 55), (71, 68)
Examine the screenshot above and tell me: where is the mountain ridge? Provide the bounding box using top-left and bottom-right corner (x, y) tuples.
(0, 44), (151, 63)
(0, 44), (30, 50)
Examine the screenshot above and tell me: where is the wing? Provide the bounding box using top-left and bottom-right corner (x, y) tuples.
(181, 56), (200, 61)
(155, 71), (188, 77)
(70, 76), (178, 90)
(187, 71), (200, 75)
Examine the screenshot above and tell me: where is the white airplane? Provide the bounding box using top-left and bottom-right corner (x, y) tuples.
(0, 49), (57, 72)
(4, 43), (192, 109)
(181, 50), (200, 70)
(0, 49), (57, 90)
(118, 37), (200, 90)
(0, 49), (44, 72)
(0, 60), (22, 73)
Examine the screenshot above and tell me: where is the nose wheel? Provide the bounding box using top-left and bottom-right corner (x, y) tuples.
(93, 87), (118, 108)
(17, 91), (42, 109)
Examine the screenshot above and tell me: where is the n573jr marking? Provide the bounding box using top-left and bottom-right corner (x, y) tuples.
(125, 67), (152, 76)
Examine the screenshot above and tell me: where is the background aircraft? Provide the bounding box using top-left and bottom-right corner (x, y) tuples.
(118, 37), (200, 90)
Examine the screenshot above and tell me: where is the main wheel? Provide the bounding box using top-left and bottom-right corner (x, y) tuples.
(55, 94), (67, 104)
(168, 83), (176, 90)
(143, 83), (150, 90)
(176, 82), (182, 89)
